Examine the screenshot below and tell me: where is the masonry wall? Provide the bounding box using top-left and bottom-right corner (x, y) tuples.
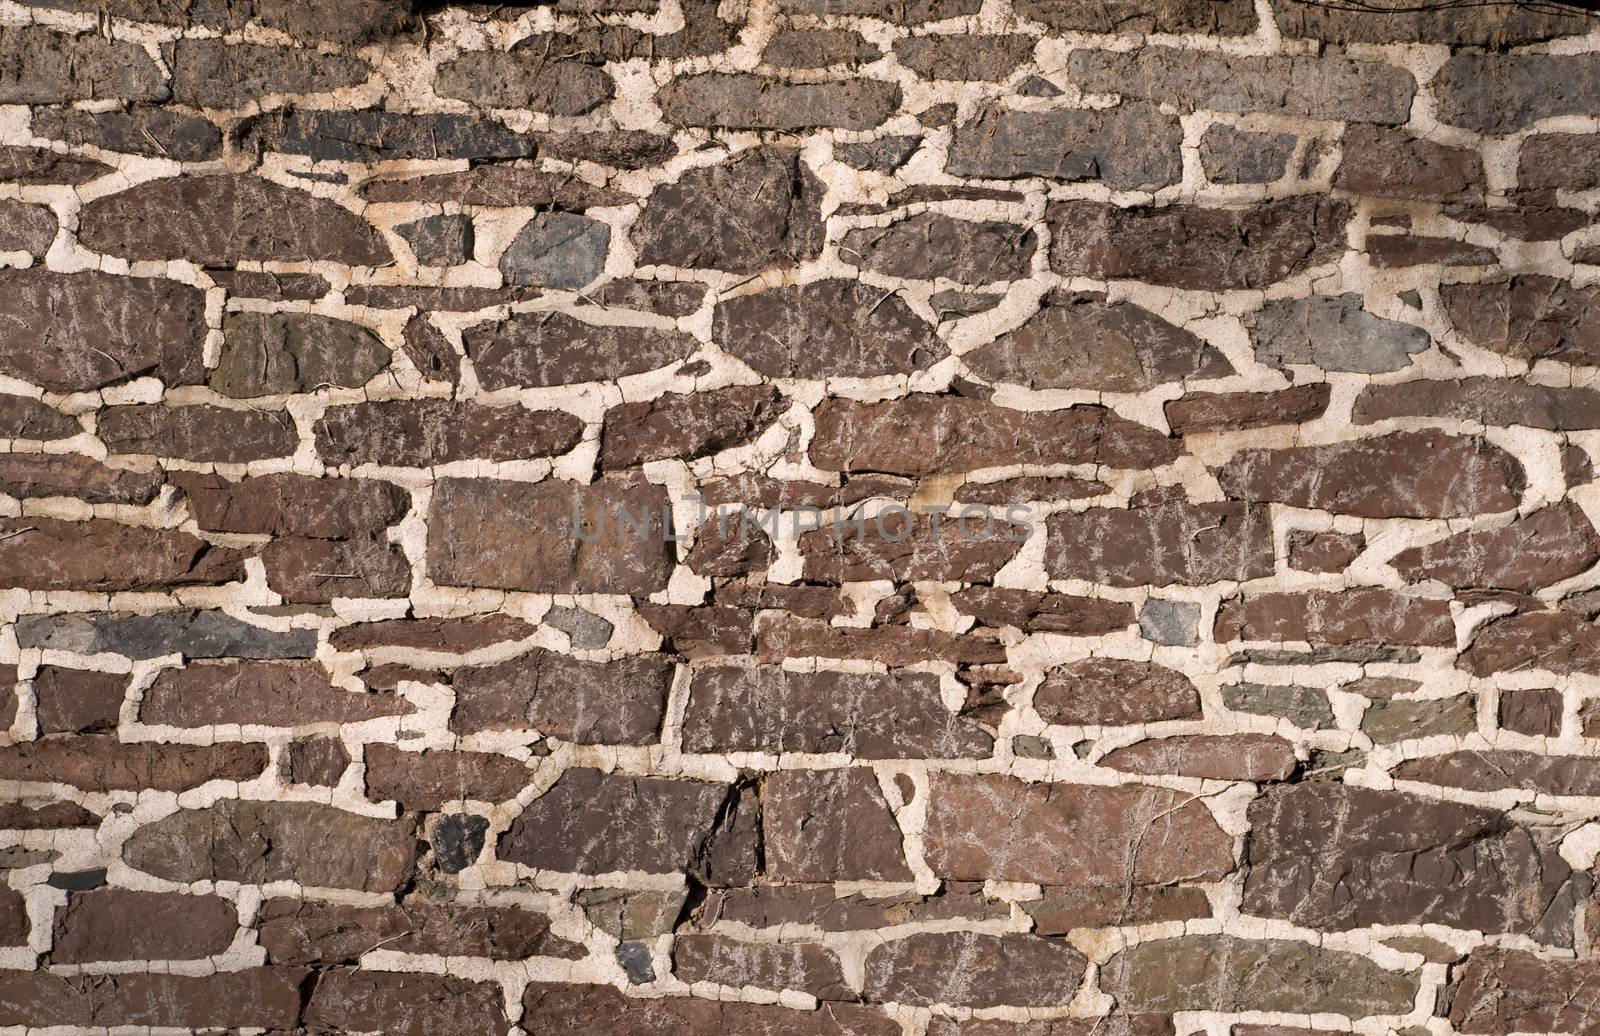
(0, 0), (1597, 1031)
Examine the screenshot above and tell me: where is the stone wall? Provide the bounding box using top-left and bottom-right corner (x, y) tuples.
(0, 0), (1597, 1031)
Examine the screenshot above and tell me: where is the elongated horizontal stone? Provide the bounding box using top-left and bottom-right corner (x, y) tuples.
(141, 660), (412, 727)
(1215, 590), (1455, 646)
(1034, 658), (1202, 725)
(16, 610), (316, 661)
(1395, 750), (1600, 796)
(1355, 376), (1600, 429)
(0, 737), (265, 791)
(1391, 502), (1600, 591)
(1047, 490), (1274, 586)
(452, 650), (672, 743)
(0, 518), (245, 592)
(946, 104), (1182, 189)
(99, 404), (301, 463)
(864, 932), (1086, 1007)
(1452, 949), (1600, 1034)
(660, 74), (901, 130)
(464, 312), (698, 389)
(714, 280), (947, 379)
(315, 400), (582, 467)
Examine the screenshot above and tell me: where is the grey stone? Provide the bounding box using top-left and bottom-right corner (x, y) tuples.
(1250, 294), (1431, 374)
(31, 106), (221, 162)
(1228, 647), (1422, 666)
(431, 814), (489, 875)
(930, 290), (1003, 318)
(542, 605), (614, 649)
(616, 942), (656, 984)
(1361, 696), (1477, 744)
(837, 136), (921, 173)
(500, 212), (610, 289)
(398, 214), (473, 266)
(1069, 48), (1415, 124)
(213, 313), (390, 397)
(574, 887), (687, 941)
(946, 104), (1183, 190)
(1140, 599), (1201, 646)
(236, 109), (536, 162)
(1223, 683), (1335, 729)
(1019, 76), (1063, 97)
(659, 73), (902, 131)
(15, 612), (317, 661)
(1012, 735), (1055, 760)
(1200, 124), (1298, 184)
(1433, 52), (1600, 134)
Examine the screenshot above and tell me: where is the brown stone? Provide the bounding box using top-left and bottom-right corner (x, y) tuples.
(633, 146), (823, 274)
(0, 518), (245, 592)
(501, 768), (756, 883)
(1368, 234), (1496, 268)
(715, 280), (947, 379)
(1100, 734), (1296, 781)
(1354, 376), (1600, 430)
(258, 897), (584, 964)
(1333, 127), (1484, 201)
(0, 395), (77, 440)
(1244, 783), (1585, 943)
(659, 74), (901, 130)
(428, 477), (674, 595)
(864, 932), (1086, 1007)
(1216, 590), (1454, 646)
(684, 666), (991, 758)
(966, 292), (1230, 390)
(765, 28), (881, 67)
(522, 983), (898, 1036)
(798, 510), (1028, 583)
(463, 311), (698, 390)
(177, 472), (409, 538)
(1165, 384), (1331, 435)
(1035, 658), (1202, 726)
(756, 615), (1007, 666)
(813, 397), (1178, 474)
(0, 968), (306, 1029)
(79, 176), (391, 266)
(122, 801), (416, 892)
(99, 404), (300, 463)
(34, 667), (123, 735)
(601, 385), (783, 468)
(1444, 276), (1600, 367)
(699, 883), (1008, 932)
(1395, 749), (1600, 796)
(141, 660), (411, 727)
(0, 736), (264, 791)
(674, 933), (851, 998)
(451, 649), (672, 743)
(951, 588), (1132, 634)
(0, 25), (166, 104)
(1015, 0), (1255, 33)
(1522, 133), (1600, 190)
(363, 166), (629, 208)
(1025, 885), (1211, 933)
(330, 615), (535, 653)
(365, 744), (529, 809)
(435, 46), (613, 116)
(315, 400), (582, 467)
(283, 738), (349, 785)
(303, 970), (510, 1036)
(1391, 502), (1600, 591)
(52, 889), (236, 962)
(1500, 687), (1563, 737)
(764, 768), (911, 881)
(639, 603), (756, 657)
(0, 145), (112, 185)
(1451, 948), (1600, 1034)
(1462, 609), (1600, 676)
(843, 213), (1038, 284)
(1047, 490), (1274, 587)
(0, 801), (98, 829)
(955, 476), (1108, 506)
(31, 106), (221, 162)
(1217, 431), (1524, 518)
(924, 774), (1234, 885)
(0, 269), (205, 392)
(1049, 196), (1349, 290)
(168, 38), (369, 108)
(0, 455), (161, 505)
(0, 200), (56, 254)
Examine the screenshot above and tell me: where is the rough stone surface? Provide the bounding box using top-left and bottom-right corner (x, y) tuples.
(1249, 293), (1430, 373)
(715, 280), (946, 379)
(946, 104), (1182, 189)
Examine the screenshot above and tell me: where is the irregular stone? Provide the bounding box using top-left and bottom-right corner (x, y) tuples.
(1034, 658), (1201, 726)
(1361, 696), (1477, 743)
(1367, 234), (1496, 268)
(1070, 47), (1414, 123)
(764, 28), (881, 67)
(843, 213), (1037, 283)
(0, 145), (111, 185)
(1165, 384), (1332, 435)
(79, 176), (392, 266)
(1281, 0), (1592, 43)
(1451, 948), (1600, 1034)
(1444, 276), (1600, 366)
(0, 737), (264, 791)
(1049, 196), (1351, 290)
(1025, 886), (1210, 933)
(101, 404), (301, 463)
(1434, 53), (1600, 134)
(208, 270), (329, 300)
(1391, 501), (1600, 591)
(435, 46), (613, 116)
(499, 212), (608, 289)
(715, 280), (945, 379)
(1100, 935), (1418, 1014)
(946, 104), (1182, 189)
(837, 135), (921, 172)
(1499, 687), (1563, 737)
(17, 0), (420, 42)
(214, 312), (389, 397)
(864, 932), (1085, 1007)
(52, 889), (236, 962)
(0, 26), (166, 104)
(282, 738), (349, 786)
(1223, 683), (1334, 729)
(30, 106), (221, 161)
(1287, 530), (1365, 572)
(1445, 193), (1590, 240)
(1244, 783), (1585, 942)
(122, 801), (416, 891)
(362, 166), (629, 208)
(330, 615), (535, 653)
(633, 145), (824, 274)
(951, 588), (1132, 635)
(141, 660), (411, 727)
(0, 269), (205, 392)
(764, 768), (911, 881)
(813, 397), (1178, 474)
(315, 400), (582, 467)
(34, 668), (123, 735)
(1354, 377), (1600, 430)
(1249, 293), (1430, 373)
(451, 650), (672, 743)
(684, 666), (991, 758)
(660, 74), (901, 130)
(463, 312), (698, 389)
(674, 934), (850, 998)
(16, 610), (316, 660)
(399, 315), (459, 382)
(1014, 0), (1256, 33)
(1217, 431), (1524, 518)
(364, 744), (529, 809)
(398, 214), (473, 266)
(798, 510), (1028, 583)
(522, 983), (898, 1035)
(1521, 133), (1600, 191)
(1047, 489), (1274, 587)
(685, 518), (774, 577)
(1216, 589), (1454, 646)
(177, 472), (408, 538)
(431, 814), (489, 874)
(575, 887), (687, 940)
(0, 801), (98, 830)
(924, 774), (1234, 884)
(601, 385), (783, 468)
(0, 201), (55, 254)
(302, 970), (510, 1036)
(1334, 126), (1484, 201)
(500, 768), (756, 883)
(0, 455), (161, 505)
(757, 616), (1006, 666)
(428, 477), (673, 595)
(536, 130), (677, 169)
(241, 107), (536, 162)
(1100, 734), (1295, 781)
(259, 897), (581, 964)
(1395, 750), (1600, 796)
(0, 395), (78, 440)
(0, 968), (306, 1029)
(168, 39), (368, 108)
(0, 518), (244, 592)
(1200, 124), (1298, 184)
